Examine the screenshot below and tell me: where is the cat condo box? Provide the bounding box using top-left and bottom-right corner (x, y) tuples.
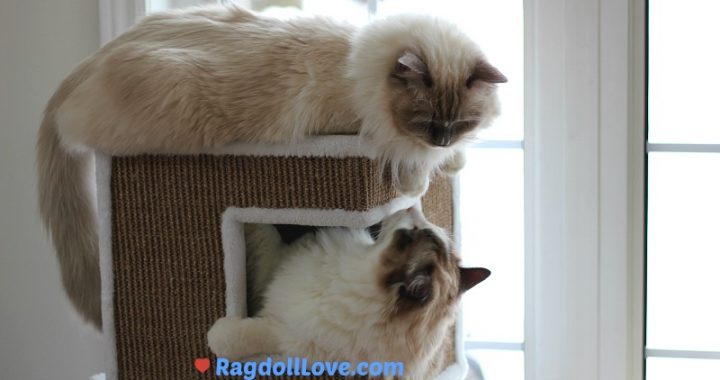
(95, 135), (467, 379)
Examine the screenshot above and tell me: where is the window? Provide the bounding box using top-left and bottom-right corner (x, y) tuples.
(645, 0), (720, 379)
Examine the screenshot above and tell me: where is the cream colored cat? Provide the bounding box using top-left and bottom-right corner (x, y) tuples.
(208, 208), (491, 379)
(37, 4), (505, 328)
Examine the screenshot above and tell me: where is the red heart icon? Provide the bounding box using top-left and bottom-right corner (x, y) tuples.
(194, 358), (210, 373)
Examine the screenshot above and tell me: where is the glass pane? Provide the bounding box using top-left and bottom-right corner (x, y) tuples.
(459, 149), (524, 343)
(378, 0), (524, 141)
(147, 0), (219, 13)
(466, 349), (524, 380)
(647, 357), (720, 380)
(646, 152), (720, 351)
(648, 0), (720, 143)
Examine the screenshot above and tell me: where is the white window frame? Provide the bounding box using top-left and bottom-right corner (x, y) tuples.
(100, 0), (649, 378)
(524, 0), (646, 378)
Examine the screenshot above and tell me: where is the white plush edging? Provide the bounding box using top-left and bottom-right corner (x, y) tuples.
(221, 215), (247, 318)
(107, 135), (377, 158)
(222, 196), (419, 231)
(219, 193), (418, 317)
(203, 135), (376, 158)
(96, 153), (117, 380)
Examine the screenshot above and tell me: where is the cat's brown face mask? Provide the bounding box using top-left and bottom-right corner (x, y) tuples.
(376, 208), (491, 317)
(388, 51), (507, 148)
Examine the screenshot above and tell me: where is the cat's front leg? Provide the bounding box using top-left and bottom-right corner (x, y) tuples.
(439, 149), (466, 176)
(396, 165), (430, 197)
(208, 316), (279, 360)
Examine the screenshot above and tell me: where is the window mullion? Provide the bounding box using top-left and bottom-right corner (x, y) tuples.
(525, 0), (645, 378)
(469, 140), (524, 149)
(646, 349), (720, 361)
(464, 341), (524, 351)
(647, 143), (720, 153)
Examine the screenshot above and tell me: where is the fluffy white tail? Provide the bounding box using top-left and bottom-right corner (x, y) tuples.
(36, 62), (102, 329)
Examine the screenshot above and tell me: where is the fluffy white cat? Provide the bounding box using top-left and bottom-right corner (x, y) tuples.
(208, 208), (490, 379)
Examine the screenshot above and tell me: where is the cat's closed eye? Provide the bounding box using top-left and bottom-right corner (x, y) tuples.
(413, 121), (462, 147)
(400, 274), (432, 304)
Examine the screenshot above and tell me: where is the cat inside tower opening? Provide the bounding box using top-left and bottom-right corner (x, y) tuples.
(209, 208), (490, 380)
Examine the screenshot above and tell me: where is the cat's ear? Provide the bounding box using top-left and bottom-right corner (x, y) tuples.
(467, 60), (507, 87)
(392, 51), (432, 87)
(459, 267), (491, 294)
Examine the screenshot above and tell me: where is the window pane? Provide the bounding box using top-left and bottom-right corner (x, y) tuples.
(647, 357), (720, 380)
(646, 152), (720, 351)
(459, 149), (524, 343)
(378, 0), (524, 141)
(648, 0), (720, 143)
(467, 349), (524, 380)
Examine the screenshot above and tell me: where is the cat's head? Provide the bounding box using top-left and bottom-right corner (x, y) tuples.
(350, 15), (506, 153)
(373, 207), (490, 319)
(387, 49), (506, 149)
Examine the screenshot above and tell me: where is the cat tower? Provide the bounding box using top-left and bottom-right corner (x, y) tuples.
(94, 135), (467, 380)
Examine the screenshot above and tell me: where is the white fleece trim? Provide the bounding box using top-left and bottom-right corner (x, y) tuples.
(221, 214), (247, 318)
(219, 195), (418, 318)
(221, 195), (419, 230)
(95, 152), (117, 380)
(452, 174), (462, 255)
(203, 135), (376, 158)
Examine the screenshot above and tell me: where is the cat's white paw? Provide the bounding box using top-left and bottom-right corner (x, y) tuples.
(208, 316), (278, 360)
(440, 150), (466, 176)
(395, 167), (430, 197)
(397, 169), (430, 197)
(207, 316), (245, 360)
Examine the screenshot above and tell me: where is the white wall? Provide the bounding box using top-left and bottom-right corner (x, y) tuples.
(0, 1), (106, 378)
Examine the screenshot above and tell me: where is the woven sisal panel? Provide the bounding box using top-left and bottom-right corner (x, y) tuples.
(421, 173), (454, 234)
(111, 154), (455, 379)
